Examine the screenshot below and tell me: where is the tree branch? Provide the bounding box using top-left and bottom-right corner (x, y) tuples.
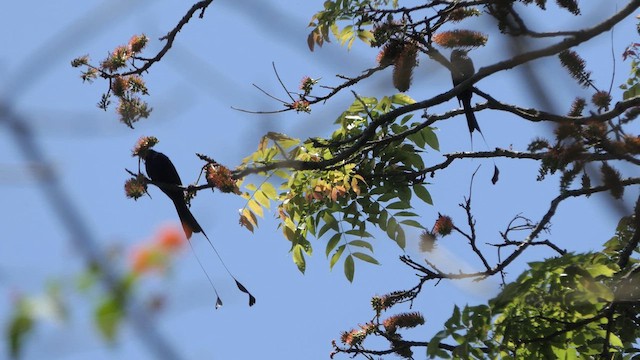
(109, 0), (214, 78)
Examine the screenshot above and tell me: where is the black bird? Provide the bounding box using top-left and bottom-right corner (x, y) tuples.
(450, 49), (482, 136)
(143, 149), (202, 238)
(142, 149), (255, 308)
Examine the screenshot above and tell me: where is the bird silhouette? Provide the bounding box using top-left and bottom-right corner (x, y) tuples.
(143, 149), (202, 238)
(142, 148), (255, 307)
(450, 49), (482, 136)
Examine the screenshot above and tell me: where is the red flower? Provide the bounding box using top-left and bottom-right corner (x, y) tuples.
(155, 225), (186, 252)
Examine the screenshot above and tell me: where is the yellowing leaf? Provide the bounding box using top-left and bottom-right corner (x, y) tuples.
(248, 199), (264, 218)
(241, 208), (257, 226)
(254, 190), (270, 209)
(390, 93), (416, 105)
(356, 30), (374, 45)
(238, 213), (254, 233)
(260, 182), (278, 198)
(284, 217), (297, 231)
(351, 177), (360, 195)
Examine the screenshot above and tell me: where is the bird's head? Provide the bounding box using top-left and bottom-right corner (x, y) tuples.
(450, 49), (469, 60)
(140, 148), (157, 161)
(131, 136), (159, 160)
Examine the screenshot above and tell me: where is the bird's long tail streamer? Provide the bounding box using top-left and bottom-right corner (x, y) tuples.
(186, 237), (223, 309)
(200, 230), (256, 307)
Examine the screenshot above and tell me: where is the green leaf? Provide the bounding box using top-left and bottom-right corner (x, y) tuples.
(95, 297), (123, 342)
(623, 83), (640, 100)
(608, 332), (623, 348)
(305, 215), (316, 236)
(395, 224), (406, 249)
(325, 233), (342, 257)
(377, 192), (396, 202)
(76, 267), (99, 292)
(448, 305), (461, 327)
(452, 332), (465, 345)
(387, 200), (410, 210)
(283, 222), (296, 242)
(345, 229), (373, 238)
(386, 216), (398, 240)
(585, 263), (616, 278)
(352, 252), (380, 265)
(377, 96), (392, 112)
(399, 114), (414, 126)
(378, 210), (389, 231)
(427, 330), (449, 357)
(344, 255), (355, 282)
(413, 184), (433, 205)
(400, 219), (424, 228)
(370, 186), (389, 195)
(8, 311), (33, 359)
(318, 212), (339, 238)
(422, 127), (439, 151)
(397, 186), (412, 202)
(395, 211), (419, 217)
(293, 245), (306, 273)
(348, 239), (374, 252)
(407, 132), (426, 149)
(330, 245), (346, 269)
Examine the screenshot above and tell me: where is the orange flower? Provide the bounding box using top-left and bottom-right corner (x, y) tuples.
(131, 246), (164, 274)
(206, 164), (240, 193)
(131, 136), (158, 157)
(432, 29), (487, 48)
(128, 34), (148, 54)
(111, 76), (128, 97)
(155, 225), (186, 252)
(433, 215), (453, 236)
(124, 176), (147, 200)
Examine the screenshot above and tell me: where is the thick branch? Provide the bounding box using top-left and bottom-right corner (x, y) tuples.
(234, 1), (640, 178)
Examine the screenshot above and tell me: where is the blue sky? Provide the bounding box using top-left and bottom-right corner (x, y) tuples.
(1, 1), (639, 359)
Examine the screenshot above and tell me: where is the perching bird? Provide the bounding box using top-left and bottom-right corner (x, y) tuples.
(142, 148), (255, 307)
(450, 49), (482, 136)
(143, 149), (202, 239)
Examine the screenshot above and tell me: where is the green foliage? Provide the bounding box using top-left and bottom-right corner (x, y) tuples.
(7, 311), (32, 359)
(424, 248), (639, 359)
(490, 253), (619, 358)
(95, 296), (124, 342)
(54, 0), (639, 358)
(5, 283), (66, 359)
(621, 43), (640, 100)
(238, 94), (437, 280)
(335, 213), (640, 358)
(357, 250), (637, 359)
(307, 0), (391, 51)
